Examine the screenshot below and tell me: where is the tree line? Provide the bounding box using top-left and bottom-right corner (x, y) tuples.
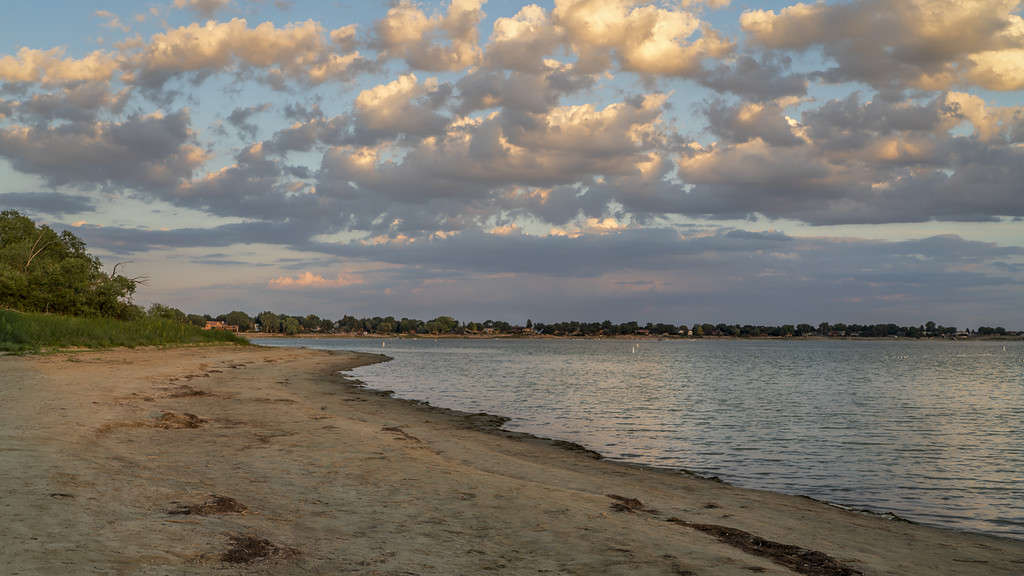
(149, 307), (1019, 338)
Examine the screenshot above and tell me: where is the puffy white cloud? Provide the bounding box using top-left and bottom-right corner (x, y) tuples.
(123, 18), (369, 89)
(372, 0), (485, 71)
(944, 91), (1024, 143)
(0, 47), (118, 85)
(552, 0), (733, 75)
(268, 270), (364, 288)
(484, 4), (564, 72)
(741, 0), (1024, 92)
(351, 74), (451, 141)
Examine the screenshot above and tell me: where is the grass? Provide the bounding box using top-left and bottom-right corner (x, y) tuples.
(0, 309), (248, 353)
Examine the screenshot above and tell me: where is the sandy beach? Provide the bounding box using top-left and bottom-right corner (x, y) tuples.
(1, 345), (1021, 575)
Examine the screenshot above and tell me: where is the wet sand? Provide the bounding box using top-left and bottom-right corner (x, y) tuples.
(1, 345), (1021, 575)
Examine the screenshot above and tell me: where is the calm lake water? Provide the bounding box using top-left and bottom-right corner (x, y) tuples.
(259, 337), (1024, 539)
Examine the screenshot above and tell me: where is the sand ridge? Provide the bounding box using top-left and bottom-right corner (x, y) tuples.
(1, 345), (1022, 575)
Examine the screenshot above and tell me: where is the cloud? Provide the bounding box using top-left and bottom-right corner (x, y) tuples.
(484, 4), (565, 72)
(4, 81), (131, 125)
(0, 47), (118, 86)
(0, 192), (97, 216)
(455, 62), (596, 116)
(96, 10), (130, 33)
(2, 2), (1024, 329)
(702, 98), (805, 146)
(696, 53), (807, 101)
(173, 0), (233, 18)
(372, 0), (485, 71)
(225, 102), (271, 139)
(122, 18), (370, 90)
(552, 0), (733, 76)
(68, 219), (1024, 326)
(267, 270), (364, 288)
(314, 92), (673, 233)
(740, 0), (1024, 93)
(349, 74), (452, 143)
(663, 91), (1024, 224)
(0, 110), (206, 192)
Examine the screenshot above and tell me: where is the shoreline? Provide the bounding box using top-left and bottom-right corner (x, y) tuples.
(244, 332), (1023, 342)
(330, 352), (983, 539)
(3, 345), (1022, 574)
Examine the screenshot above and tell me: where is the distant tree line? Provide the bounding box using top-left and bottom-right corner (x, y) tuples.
(138, 306), (1021, 339)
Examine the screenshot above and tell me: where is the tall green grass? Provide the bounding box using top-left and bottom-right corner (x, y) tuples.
(0, 309), (248, 352)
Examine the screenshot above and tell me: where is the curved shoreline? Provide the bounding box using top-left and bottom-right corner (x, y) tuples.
(327, 346), (1016, 541)
(3, 345), (1022, 575)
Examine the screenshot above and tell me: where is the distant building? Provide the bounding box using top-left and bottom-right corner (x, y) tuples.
(204, 320), (239, 332)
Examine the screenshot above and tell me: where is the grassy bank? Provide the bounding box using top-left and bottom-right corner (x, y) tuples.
(0, 310), (248, 352)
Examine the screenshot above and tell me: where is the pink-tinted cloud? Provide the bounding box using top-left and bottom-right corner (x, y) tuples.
(267, 271), (364, 289)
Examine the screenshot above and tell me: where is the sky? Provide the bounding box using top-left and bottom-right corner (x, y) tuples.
(1, 0), (1023, 327)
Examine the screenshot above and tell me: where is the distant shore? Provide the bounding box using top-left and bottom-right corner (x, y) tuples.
(3, 345), (1021, 574)
(242, 332), (1023, 341)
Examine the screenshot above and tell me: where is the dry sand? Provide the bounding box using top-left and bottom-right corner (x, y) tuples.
(1, 345), (1021, 575)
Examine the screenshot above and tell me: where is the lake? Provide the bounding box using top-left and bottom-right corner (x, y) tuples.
(258, 337), (1023, 539)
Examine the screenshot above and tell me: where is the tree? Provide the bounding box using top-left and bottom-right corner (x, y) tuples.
(301, 314), (321, 331)
(282, 316), (300, 335)
(148, 303), (186, 323)
(257, 311), (281, 333)
(425, 316), (458, 334)
(0, 210), (141, 318)
(224, 310), (253, 332)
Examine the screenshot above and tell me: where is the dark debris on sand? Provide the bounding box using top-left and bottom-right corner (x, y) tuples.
(667, 518), (862, 576)
(168, 494), (247, 516)
(166, 384), (211, 398)
(154, 411), (205, 429)
(607, 494), (659, 514)
(221, 534), (297, 564)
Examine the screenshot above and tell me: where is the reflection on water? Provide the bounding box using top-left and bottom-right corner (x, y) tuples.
(260, 337), (1024, 539)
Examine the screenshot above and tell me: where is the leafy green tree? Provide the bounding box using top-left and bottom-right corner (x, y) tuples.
(220, 311), (251, 331)
(257, 311), (281, 333)
(148, 303), (187, 324)
(186, 314), (207, 327)
(282, 316), (300, 335)
(0, 210), (141, 318)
